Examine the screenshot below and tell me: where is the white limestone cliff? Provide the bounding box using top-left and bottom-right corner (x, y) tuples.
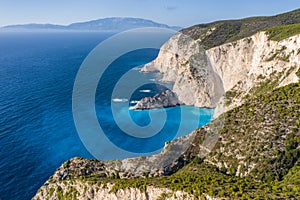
(142, 31), (300, 112)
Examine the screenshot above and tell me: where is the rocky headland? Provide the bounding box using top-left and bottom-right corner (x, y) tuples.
(139, 29), (300, 112)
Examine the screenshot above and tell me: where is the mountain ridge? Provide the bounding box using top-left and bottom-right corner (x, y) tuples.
(1, 17), (182, 32)
(181, 8), (300, 49)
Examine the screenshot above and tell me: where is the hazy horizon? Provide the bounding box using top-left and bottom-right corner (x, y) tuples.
(1, 0), (300, 28)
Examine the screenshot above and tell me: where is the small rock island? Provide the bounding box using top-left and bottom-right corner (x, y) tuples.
(132, 89), (180, 110)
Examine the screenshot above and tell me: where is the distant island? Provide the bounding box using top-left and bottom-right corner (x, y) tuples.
(0, 17), (182, 32)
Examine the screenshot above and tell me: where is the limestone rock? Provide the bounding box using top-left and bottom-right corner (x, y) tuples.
(132, 89), (179, 110)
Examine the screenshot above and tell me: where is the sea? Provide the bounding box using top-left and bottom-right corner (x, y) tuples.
(0, 31), (213, 200)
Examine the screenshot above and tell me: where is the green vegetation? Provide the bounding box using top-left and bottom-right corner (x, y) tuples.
(51, 185), (79, 200)
(279, 53), (291, 62)
(285, 66), (297, 79)
(247, 72), (280, 97)
(106, 160), (300, 199)
(224, 90), (237, 106)
(157, 192), (173, 200)
(56, 186), (63, 199)
(265, 46), (294, 64)
(181, 9), (300, 49)
(49, 188), (55, 197)
(63, 160), (70, 168)
(296, 67), (300, 78)
(220, 82), (300, 181)
(265, 23), (300, 41)
(55, 159), (299, 199)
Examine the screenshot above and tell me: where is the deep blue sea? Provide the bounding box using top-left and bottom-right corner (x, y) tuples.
(0, 32), (213, 200)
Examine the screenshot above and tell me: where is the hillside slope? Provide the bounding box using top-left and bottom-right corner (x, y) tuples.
(182, 8), (300, 49)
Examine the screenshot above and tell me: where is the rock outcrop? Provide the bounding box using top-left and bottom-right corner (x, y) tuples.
(142, 32), (225, 108)
(34, 182), (195, 200)
(132, 89), (179, 109)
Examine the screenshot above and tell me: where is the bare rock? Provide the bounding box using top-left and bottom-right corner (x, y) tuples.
(132, 89), (180, 110)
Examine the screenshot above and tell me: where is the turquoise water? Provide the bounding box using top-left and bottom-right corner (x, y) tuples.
(0, 32), (213, 199)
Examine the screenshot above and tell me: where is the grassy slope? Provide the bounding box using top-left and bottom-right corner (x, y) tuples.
(265, 23), (300, 41)
(181, 8), (300, 49)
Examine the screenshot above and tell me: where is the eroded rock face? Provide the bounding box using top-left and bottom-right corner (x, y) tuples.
(33, 182), (195, 200)
(132, 89), (180, 110)
(207, 32), (300, 111)
(142, 32), (225, 109)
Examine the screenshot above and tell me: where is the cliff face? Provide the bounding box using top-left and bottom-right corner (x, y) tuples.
(142, 31), (300, 111)
(208, 31), (300, 109)
(142, 32), (224, 108)
(34, 182), (194, 200)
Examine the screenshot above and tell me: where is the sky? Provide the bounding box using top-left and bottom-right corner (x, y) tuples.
(1, 0), (300, 28)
